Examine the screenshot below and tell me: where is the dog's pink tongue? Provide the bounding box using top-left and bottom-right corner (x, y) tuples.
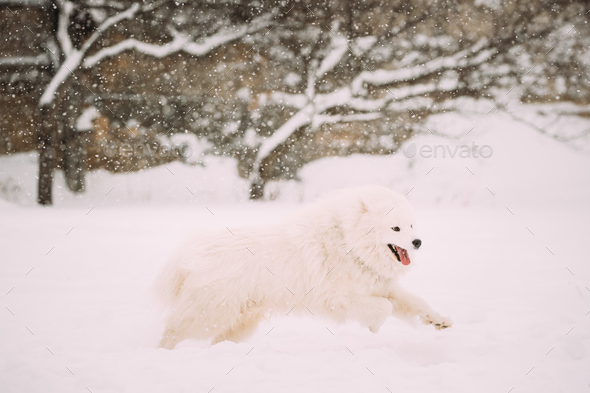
(399, 248), (411, 265)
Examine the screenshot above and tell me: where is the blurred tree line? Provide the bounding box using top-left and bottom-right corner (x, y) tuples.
(1, 0), (589, 204)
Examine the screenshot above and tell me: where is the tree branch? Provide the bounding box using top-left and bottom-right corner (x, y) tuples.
(255, 104), (314, 165)
(311, 112), (382, 129)
(83, 14), (273, 67)
(39, 2), (141, 106)
(352, 39), (495, 94)
(56, 0), (74, 56)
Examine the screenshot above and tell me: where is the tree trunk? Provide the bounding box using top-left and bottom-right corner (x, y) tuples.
(37, 0), (61, 206)
(37, 105), (57, 205)
(63, 79), (86, 193)
(249, 176), (265, 200)
(63, 130), (87, 193)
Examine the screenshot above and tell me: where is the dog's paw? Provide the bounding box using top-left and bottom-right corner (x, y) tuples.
(421, 313), (453, 330)
(369, 322), (384, 333)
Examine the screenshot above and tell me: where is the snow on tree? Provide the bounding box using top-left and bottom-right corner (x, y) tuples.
(1, 0), (589, 203)
(32, 0), (274, 204)
(208, 0), (590, 198)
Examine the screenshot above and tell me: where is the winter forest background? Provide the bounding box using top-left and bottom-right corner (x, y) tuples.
(2, 1), (590, 393)
(1, 0), (589, 204)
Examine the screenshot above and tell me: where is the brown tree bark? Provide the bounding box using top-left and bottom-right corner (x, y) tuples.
(37, 104), (58, 205)
(249, 177), (265, 200)
(62, 78), (86, 193)
(63, 130), (87, 193)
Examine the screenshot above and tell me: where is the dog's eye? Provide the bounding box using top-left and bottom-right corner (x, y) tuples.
(392, 226), (400, 232)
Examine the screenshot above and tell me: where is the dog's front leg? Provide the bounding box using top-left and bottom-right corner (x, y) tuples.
(388, 286), (452, 330)
(328, 295), (393, 333)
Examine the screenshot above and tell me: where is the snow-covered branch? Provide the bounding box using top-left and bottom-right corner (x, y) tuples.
(252, 34), (481, 168)
(40, 2), (272, 107)
(352, 39), (495, 94)
(254, 106), (385, 171)
(83, 30), (191, 67)
(313, 80), (448, 114)
(40, 1), (141, 106)
(255, 104), (314, 164)
(311, 112), (382, 129)
(253, 78), (457, 168)
(84, 15), (272, 68)
(43, 39), (61, 69)
(315, 35), (348, 78)
(56, 0), (75, 56)
(267, 92), (307, 109)
(80, 2), (141, 52)
(0, 54), (50, 66)
(253, 32), (367, 168)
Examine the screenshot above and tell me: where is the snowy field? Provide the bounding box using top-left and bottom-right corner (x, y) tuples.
(1, 204), (589, 393)
(1, 113), (590, 392)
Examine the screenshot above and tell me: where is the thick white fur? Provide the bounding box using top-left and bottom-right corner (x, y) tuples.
(154, 186), (451, 349)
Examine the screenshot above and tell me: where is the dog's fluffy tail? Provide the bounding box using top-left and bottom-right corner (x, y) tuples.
(152, 260), (189, 312)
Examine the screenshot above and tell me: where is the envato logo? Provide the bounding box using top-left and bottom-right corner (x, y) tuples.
(102, 141), (193, 159)
(402, 142), (493, 159)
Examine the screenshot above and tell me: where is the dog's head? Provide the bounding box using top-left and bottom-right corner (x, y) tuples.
(338, 186), (422, 277)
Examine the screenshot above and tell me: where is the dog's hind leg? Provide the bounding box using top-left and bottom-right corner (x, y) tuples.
(159, 316), (194, 349)
(159, 326), (181, 349)
(212, 309), (264, 344)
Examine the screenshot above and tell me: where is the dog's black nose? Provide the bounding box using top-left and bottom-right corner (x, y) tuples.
(412, 239), (422, 249)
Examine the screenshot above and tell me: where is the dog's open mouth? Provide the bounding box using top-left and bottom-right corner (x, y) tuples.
(387, 244), (411, 265)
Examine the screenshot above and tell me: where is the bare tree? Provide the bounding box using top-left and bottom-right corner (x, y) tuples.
(214, 0), (590, 198)
(35, 0), (274, 204)
(3, 0), (588, 204)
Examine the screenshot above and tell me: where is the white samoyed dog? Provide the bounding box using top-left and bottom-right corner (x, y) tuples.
(154, 185), (452, 349)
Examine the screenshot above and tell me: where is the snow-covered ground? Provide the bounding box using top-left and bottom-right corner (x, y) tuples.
(1, 113), (590, 392)
(1, 204), (589, 393)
